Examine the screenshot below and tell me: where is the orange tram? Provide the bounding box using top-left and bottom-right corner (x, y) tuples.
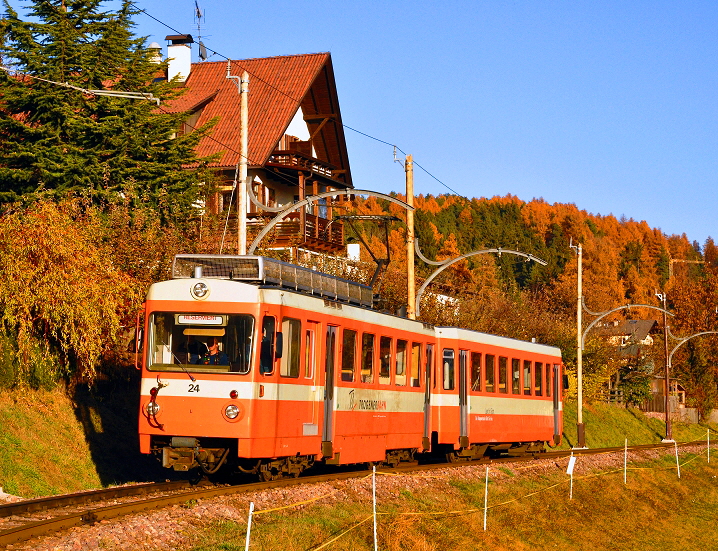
(137, 255), (563, 480)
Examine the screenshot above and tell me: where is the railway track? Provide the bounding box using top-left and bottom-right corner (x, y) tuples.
(0, 440), (706, 548)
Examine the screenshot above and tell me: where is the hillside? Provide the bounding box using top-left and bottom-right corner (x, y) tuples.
(0, 191), (717, 425)
(0, 384), (714, 500)
(348, 193), (718, 414)
(2, 386), (718, 551)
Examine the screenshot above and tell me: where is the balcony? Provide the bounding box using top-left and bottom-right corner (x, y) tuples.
(266, 150), (346, 187)
(246, 212), (344, 254)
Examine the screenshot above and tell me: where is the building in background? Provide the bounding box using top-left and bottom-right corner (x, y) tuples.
(162, 35), (354, 255)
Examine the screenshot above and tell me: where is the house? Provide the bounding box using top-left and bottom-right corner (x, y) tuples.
(595, 319), (658, 359)
(161, 35), (354, 255)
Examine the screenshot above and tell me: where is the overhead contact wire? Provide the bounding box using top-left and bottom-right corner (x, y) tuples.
(130, 2), (467, 200)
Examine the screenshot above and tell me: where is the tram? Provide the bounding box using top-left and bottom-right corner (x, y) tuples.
(137, 255), (563, 479)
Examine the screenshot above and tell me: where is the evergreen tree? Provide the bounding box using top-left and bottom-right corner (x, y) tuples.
(0, 0), (216, 215)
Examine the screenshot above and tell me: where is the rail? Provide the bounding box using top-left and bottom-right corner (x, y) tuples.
(0, 441), (708, 547)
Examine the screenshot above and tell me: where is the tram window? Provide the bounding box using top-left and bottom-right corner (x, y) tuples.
(260, 316), (276, 374)
(443, 348), (455, 390)
(395, 339), (407, 386)
(148, 312), (254, 375)
(341, 329), (357, 382)
(511, 358), (520, 394)
(535, 362), (543, 396)
(304, 328), (315, 379)
(523, 360), (532, 395)
(361, 333), (375, 383)
(280, 318), (301, 378)
(485, 354), (495, 392)
(410, 342), (422, 387)
(471, 352), (482, 391)
(426, 344), (435, 389)
(545, 363), (552, 397)
(498, 357), (508, 394)
(379, 336), (392, 384)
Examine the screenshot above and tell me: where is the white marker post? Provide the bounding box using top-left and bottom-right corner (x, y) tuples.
(624, 438), (628, 485)
(244, 501), (254, 551)
(567, 453), (577, 499)
(674, 441), (681, 479)
(373, 465), (378, 551)
(483, 466), (489, 531)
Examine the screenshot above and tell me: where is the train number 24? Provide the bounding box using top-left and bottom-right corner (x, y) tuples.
(188, 384), (200, 393)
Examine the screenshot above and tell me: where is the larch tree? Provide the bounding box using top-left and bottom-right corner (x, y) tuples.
(0, 0), (216, 216)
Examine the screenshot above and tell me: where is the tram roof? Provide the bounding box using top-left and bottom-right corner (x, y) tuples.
(172, 254), (373, 308)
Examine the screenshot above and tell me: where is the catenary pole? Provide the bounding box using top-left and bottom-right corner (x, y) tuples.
(406, 154), (415, 320)
(661, 293), (672, 441)
(238, 71), (249, 255)
(576, 243), (585, 447)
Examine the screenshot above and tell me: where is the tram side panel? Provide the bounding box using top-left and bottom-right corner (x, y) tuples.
(317, 309), (435, 465)
(433, 327), (563, 452)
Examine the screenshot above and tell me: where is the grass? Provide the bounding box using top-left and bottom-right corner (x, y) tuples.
(185, 451), (718, 551)
(0, 388), (102, 497)
(560, 401), (718, 449)
(0, 380), (174, 498)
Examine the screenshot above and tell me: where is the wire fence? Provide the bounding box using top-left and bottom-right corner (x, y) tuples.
(241, 435), (715, 550)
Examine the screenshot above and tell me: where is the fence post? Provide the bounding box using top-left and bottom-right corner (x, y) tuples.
(483, 466), (489, 531)
(373, 465), (378, 551)
(567, 453), (576, 499)
(244, 501), (255, 551)
(624, 438), (628, 485)
(674, 441), (681, 479)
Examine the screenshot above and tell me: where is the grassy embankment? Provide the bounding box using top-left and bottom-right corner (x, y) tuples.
(0, 381), (170, 498)
(188, 404), (718, 551)
(186, 449), (718, 551)
(2, 387), (718, 551)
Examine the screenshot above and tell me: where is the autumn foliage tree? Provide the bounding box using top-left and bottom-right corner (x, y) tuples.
(0, 200), (140, 385)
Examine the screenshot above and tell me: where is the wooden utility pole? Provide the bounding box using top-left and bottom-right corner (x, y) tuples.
(659, 293), (673, 441)
(238, 71), (249, 255)
(575, 242), (586, 447)
(406, 155), (415, 320)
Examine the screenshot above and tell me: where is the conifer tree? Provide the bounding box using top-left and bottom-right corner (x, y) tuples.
(0, 0), (215, 216)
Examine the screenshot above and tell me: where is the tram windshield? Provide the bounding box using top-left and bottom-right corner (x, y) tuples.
(147, 313), (255, 374)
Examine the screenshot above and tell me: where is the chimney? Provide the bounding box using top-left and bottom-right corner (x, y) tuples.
(165, 34), (194, 82)
(147, 42), (162, 64)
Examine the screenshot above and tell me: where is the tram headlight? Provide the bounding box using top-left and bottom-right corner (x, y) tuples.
(191, 282), (209, 299)
(146, 402), (160, 416)
(225, 404), (240, 419)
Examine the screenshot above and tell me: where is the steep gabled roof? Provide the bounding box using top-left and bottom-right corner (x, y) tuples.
(596, 320), (658, 341)
(166, 52), (352, 187)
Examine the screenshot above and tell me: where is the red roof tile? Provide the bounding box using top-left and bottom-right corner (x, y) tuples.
(165, 52), (352, 187)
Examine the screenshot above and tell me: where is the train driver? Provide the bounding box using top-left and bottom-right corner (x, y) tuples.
(200, 336), (229, 365)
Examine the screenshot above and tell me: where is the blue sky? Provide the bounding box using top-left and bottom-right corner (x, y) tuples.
(54, 2), (718, 244)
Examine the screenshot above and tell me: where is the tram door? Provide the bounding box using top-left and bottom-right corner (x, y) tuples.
(422, 344), (434, 449)
(322, 326), (338, 456)
(459, 350), (469, 446)
(552, 364), (561, 443)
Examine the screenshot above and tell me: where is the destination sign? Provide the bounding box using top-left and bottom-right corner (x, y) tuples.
(176, 314), (225, 325)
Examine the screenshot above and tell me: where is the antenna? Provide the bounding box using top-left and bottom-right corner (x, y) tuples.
(194, 1), (208, 61)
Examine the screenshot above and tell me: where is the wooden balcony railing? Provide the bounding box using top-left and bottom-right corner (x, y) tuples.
(246, 212), (344, 253)
(266, 150), (337, 180)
